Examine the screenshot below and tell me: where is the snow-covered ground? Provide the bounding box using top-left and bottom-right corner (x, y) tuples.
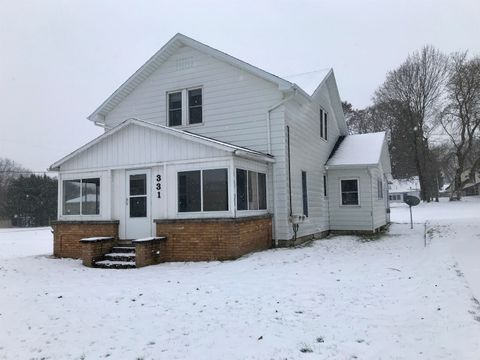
(1, 200), (480, 359)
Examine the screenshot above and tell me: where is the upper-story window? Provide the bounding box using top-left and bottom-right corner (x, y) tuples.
(168, 92), (182, 126)
(188, 89), (202, 124)
(320, 108), (328, 140)
(168, 88), (203, 127)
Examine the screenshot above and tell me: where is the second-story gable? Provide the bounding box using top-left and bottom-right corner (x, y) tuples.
(98, 41), (286, 153)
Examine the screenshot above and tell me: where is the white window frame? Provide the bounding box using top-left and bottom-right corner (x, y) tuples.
(167, 87), (203, 127)
(235, 168), (268, 212)
(339, 178), (360, 207)
(60, 174), (103, 217)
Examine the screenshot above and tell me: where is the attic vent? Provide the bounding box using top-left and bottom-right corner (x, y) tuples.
(176, 56), (195, 71)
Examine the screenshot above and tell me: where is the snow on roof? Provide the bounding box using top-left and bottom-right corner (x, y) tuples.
(283, 68), (332, 96)
(389, 177), (420, 193)
(327, 132), (386, 167)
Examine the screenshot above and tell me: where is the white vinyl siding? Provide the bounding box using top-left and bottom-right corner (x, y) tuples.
(282, 79), (342, 240)
(59, 123), (229, 171)
(104, 46), (282, 154)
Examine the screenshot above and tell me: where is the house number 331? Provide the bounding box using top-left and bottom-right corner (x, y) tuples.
(156, 174), (162, 198)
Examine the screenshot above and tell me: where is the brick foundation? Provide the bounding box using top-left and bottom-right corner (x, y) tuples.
(134, 238), (168, 267)
(51, 221), (119, 259)
(155, 215), (272, 262)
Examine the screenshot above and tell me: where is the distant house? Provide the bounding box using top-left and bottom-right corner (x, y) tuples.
(448, 169), (480, 196)
(49, 33), (392, 268)
(388, 177), (420, 203)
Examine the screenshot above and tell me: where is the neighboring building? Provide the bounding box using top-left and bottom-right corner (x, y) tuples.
(388, 177), (420, 203)
(49, 33), (392, 267)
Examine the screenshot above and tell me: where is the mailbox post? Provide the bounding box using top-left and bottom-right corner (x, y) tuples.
(403, 195), (420, 229)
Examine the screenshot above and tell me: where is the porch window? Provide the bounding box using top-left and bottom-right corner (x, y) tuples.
(178, 169), (228, 212)
(236, 169), (267, 211)
(168, 91), (182, 126)
(63, 178), (100, 215)
(341, 179), (359, 205)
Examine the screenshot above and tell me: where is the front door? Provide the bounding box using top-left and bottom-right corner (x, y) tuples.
(125, 169), (151, 239)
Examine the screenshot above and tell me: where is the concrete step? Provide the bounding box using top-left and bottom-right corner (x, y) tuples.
(95, 260), (136, 269)
(111, 246), (135, 254)
(117, 240), (134, 246)
(104, 253), (136, 262)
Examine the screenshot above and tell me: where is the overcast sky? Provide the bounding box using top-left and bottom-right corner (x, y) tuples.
(1, 0), (479, 172)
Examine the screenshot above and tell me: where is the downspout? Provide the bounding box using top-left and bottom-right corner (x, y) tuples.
(266, 89), (296, 154)
(266, 88), (297, 247)
(368, 167), (375, 233)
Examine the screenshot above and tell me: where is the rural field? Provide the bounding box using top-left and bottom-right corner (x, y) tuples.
(1, 198), (480, 359)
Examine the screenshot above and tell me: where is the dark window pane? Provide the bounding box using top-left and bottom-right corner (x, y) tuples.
(324, 112), (328, 140)
(341, 179), (358, 192)
(302, 171), (308, 216)
(178, 171), (201, 212)
(130, 174), (146, 196)
(169, 92), (182, 126)
(188, 88), (202, 106)
(203, 169), (228, 211)
(169, 109), (182, 126)
(82, 178), (100, 215)
(63, 180), (81, 215)
(342, 192), (358, 205)
(130, 196), (147, 217)
(248, 171), (259, 210)
(320, 109), (324, 138)
(323, 175), (327, 197)
(258, 173), (267, 210)
(189, 106), (202, 124)
(188, 89), (202, 124)
(236, 169), (247, 210)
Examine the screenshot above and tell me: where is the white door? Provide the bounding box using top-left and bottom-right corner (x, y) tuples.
(125, 169), (152, 239)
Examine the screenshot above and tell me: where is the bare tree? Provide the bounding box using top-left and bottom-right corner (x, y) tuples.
(438, 52), (480, 200)
(375, 46), (448, 201)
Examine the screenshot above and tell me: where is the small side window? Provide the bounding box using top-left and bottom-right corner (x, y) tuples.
(341, 179), (359, 205)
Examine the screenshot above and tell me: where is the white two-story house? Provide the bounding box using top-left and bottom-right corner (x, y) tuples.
(49, 33), (391, 267)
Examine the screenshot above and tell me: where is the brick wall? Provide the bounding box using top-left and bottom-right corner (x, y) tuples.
(51, 221), (119, 259)
(81, 238), (115, 267)
(155, 215), (272, 262)
(135, 238), (168, 267)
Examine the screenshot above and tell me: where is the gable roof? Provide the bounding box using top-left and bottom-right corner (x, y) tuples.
(87, 33), (335, 123)
(389, 177), (420, 193)
(326, 132), (386, 167)
(49, 118), (274, 171)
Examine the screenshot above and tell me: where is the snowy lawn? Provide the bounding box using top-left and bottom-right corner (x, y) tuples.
(1, 200), (480, 359)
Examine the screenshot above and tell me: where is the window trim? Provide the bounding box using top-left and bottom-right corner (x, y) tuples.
(176, 167), (229, 214)
(62, 177), (101, 216)
(167, 87), (204, 127)
(339, 178), (360, 207)
(323, 175), (328, 198)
